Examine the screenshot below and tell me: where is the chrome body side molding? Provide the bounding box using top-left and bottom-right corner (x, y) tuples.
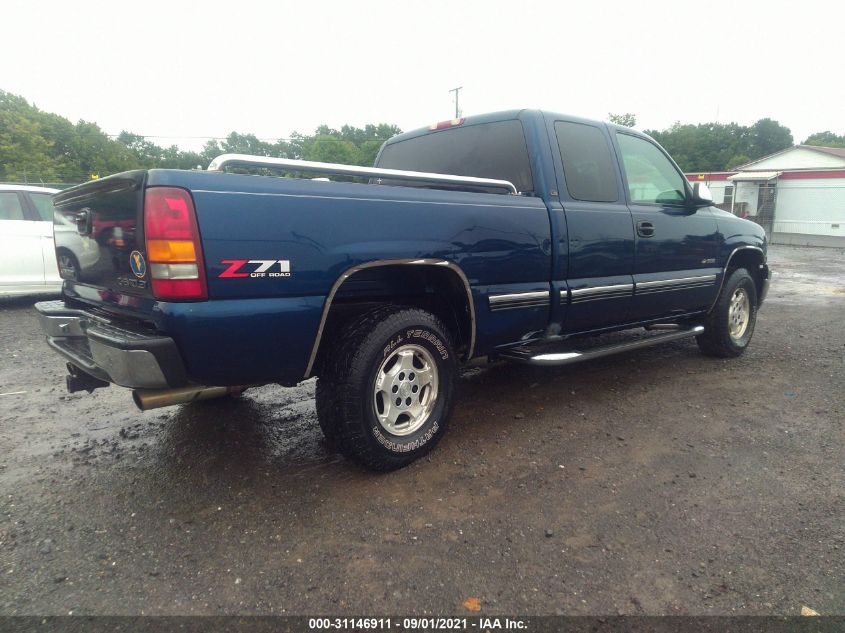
(635, 275), (716, 295)
(488, 290), (550, 312)
(303, 259), (476, 378)
(561, 277), (716, 304)
(207, 154), (519, 195)
(569, 283), (634, 304)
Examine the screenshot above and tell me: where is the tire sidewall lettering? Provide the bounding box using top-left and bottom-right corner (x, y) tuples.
(405, 328), (449, 360)
(371, 420), (440, 453)
(368, 326), (453, 455)
(382, 334), (404, 359)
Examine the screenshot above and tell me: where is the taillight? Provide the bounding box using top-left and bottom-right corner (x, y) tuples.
(428, 117), (465, 131)
(144, 187), (207, 301)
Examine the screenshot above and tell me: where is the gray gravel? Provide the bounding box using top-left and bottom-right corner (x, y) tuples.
(0, 245), (842, 616)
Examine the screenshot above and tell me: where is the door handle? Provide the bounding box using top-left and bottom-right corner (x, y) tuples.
(637, 221), (655, 238)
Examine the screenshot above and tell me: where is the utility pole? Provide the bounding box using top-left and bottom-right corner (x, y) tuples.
(449, 86), (463, 118)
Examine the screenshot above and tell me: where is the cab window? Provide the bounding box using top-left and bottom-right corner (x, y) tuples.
(376, 120), (534, 193)
(616, 133), (687, 205)
(555, 121), (618, 202)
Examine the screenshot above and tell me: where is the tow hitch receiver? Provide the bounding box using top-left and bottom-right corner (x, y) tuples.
(65, 363), (110, 394)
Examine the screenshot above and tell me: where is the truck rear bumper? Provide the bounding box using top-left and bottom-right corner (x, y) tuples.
(35, 300), (187, 389)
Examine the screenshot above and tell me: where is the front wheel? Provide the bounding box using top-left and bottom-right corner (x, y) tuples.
(697, 268), (758, 357)
(316, 306), (457, 471)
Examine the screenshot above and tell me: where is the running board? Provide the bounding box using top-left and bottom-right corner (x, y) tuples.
(498, 326), (704, 366)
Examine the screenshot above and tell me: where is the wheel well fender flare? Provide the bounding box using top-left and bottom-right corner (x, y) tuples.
(304, 259), (476, 378)
(710, 245), (765, 312)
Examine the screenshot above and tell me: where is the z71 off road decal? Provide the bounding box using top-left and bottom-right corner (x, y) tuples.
(219, 259), (291, 279)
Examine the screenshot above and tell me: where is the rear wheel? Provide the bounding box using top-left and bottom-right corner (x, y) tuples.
(316, 306), (456, 471)
(697, 268), (758, 357)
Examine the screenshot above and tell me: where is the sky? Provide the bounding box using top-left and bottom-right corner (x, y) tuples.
(2, 0), (842, 151)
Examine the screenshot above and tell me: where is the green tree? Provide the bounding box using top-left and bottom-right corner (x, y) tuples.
(608, 113), (636, 128)
(746, 118), (793, 160)
(160, 145), (205, 170)
(72, 121), (136, 178)
(116, 131), (165, 167)
(302, 134), (361, 165)
(200, 139), (225, 166)
(220, 132), (275, 156)
(0, 108), (57, 182)
(645, 118), (793, 172)
(0, 89), (402, 183)
(727, 154), (751, 169)
(647, 122), (745, 172)
(296, 123), (401, 166)
(0, 91), (61, 182)
(803, 131), (845, 148)
(358, 139), (386, 167)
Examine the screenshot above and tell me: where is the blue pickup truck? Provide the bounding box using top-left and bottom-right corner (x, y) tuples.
(36, 109), (770, 470)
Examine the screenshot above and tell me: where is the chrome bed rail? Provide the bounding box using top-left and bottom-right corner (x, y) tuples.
(206, 154), (519, 195)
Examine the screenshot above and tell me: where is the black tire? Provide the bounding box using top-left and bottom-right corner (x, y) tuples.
(697, 268), (758, 358)
(316, 305), (457, 471)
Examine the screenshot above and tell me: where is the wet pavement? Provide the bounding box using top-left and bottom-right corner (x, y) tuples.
(0, 245), (843, 615)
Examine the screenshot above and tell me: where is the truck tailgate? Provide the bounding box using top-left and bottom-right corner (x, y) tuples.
(52, 171), (152, 304)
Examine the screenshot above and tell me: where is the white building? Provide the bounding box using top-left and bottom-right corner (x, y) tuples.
(687, 145), (845, 247)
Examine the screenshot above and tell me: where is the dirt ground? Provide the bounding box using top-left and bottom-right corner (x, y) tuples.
(0, 245), (842, 616)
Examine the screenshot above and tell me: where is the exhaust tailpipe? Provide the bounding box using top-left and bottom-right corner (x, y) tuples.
(132, 385), (243, 411)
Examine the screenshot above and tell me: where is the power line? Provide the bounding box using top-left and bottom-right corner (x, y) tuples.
(104, 134), (397, 143)
(106, 134), (293, 141)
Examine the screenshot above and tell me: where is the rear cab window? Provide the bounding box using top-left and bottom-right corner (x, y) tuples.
(616, 133), (687, 205)
(554, 121), (619, 202)
(375, 119), (534, 194)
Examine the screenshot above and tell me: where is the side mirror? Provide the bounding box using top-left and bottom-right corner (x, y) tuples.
(690, 182), (713, 208)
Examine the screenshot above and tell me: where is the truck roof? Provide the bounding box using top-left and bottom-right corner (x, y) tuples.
(385, 109), (641, 147)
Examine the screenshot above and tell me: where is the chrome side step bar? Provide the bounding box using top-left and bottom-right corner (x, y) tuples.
(498, 326), (704, 366)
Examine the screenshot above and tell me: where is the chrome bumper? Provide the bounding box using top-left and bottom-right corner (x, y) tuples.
(34, 300), (187, 389)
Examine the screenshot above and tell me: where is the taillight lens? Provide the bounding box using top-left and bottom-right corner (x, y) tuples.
(428, 117), (465, 131)
(144, 187), (207, 300)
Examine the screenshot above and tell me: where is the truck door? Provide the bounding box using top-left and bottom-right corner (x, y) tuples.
(613, 132), (720, 321)
(549, 119), (636, 333)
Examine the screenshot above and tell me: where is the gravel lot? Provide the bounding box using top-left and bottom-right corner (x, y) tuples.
(1, 245), (842, 616)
